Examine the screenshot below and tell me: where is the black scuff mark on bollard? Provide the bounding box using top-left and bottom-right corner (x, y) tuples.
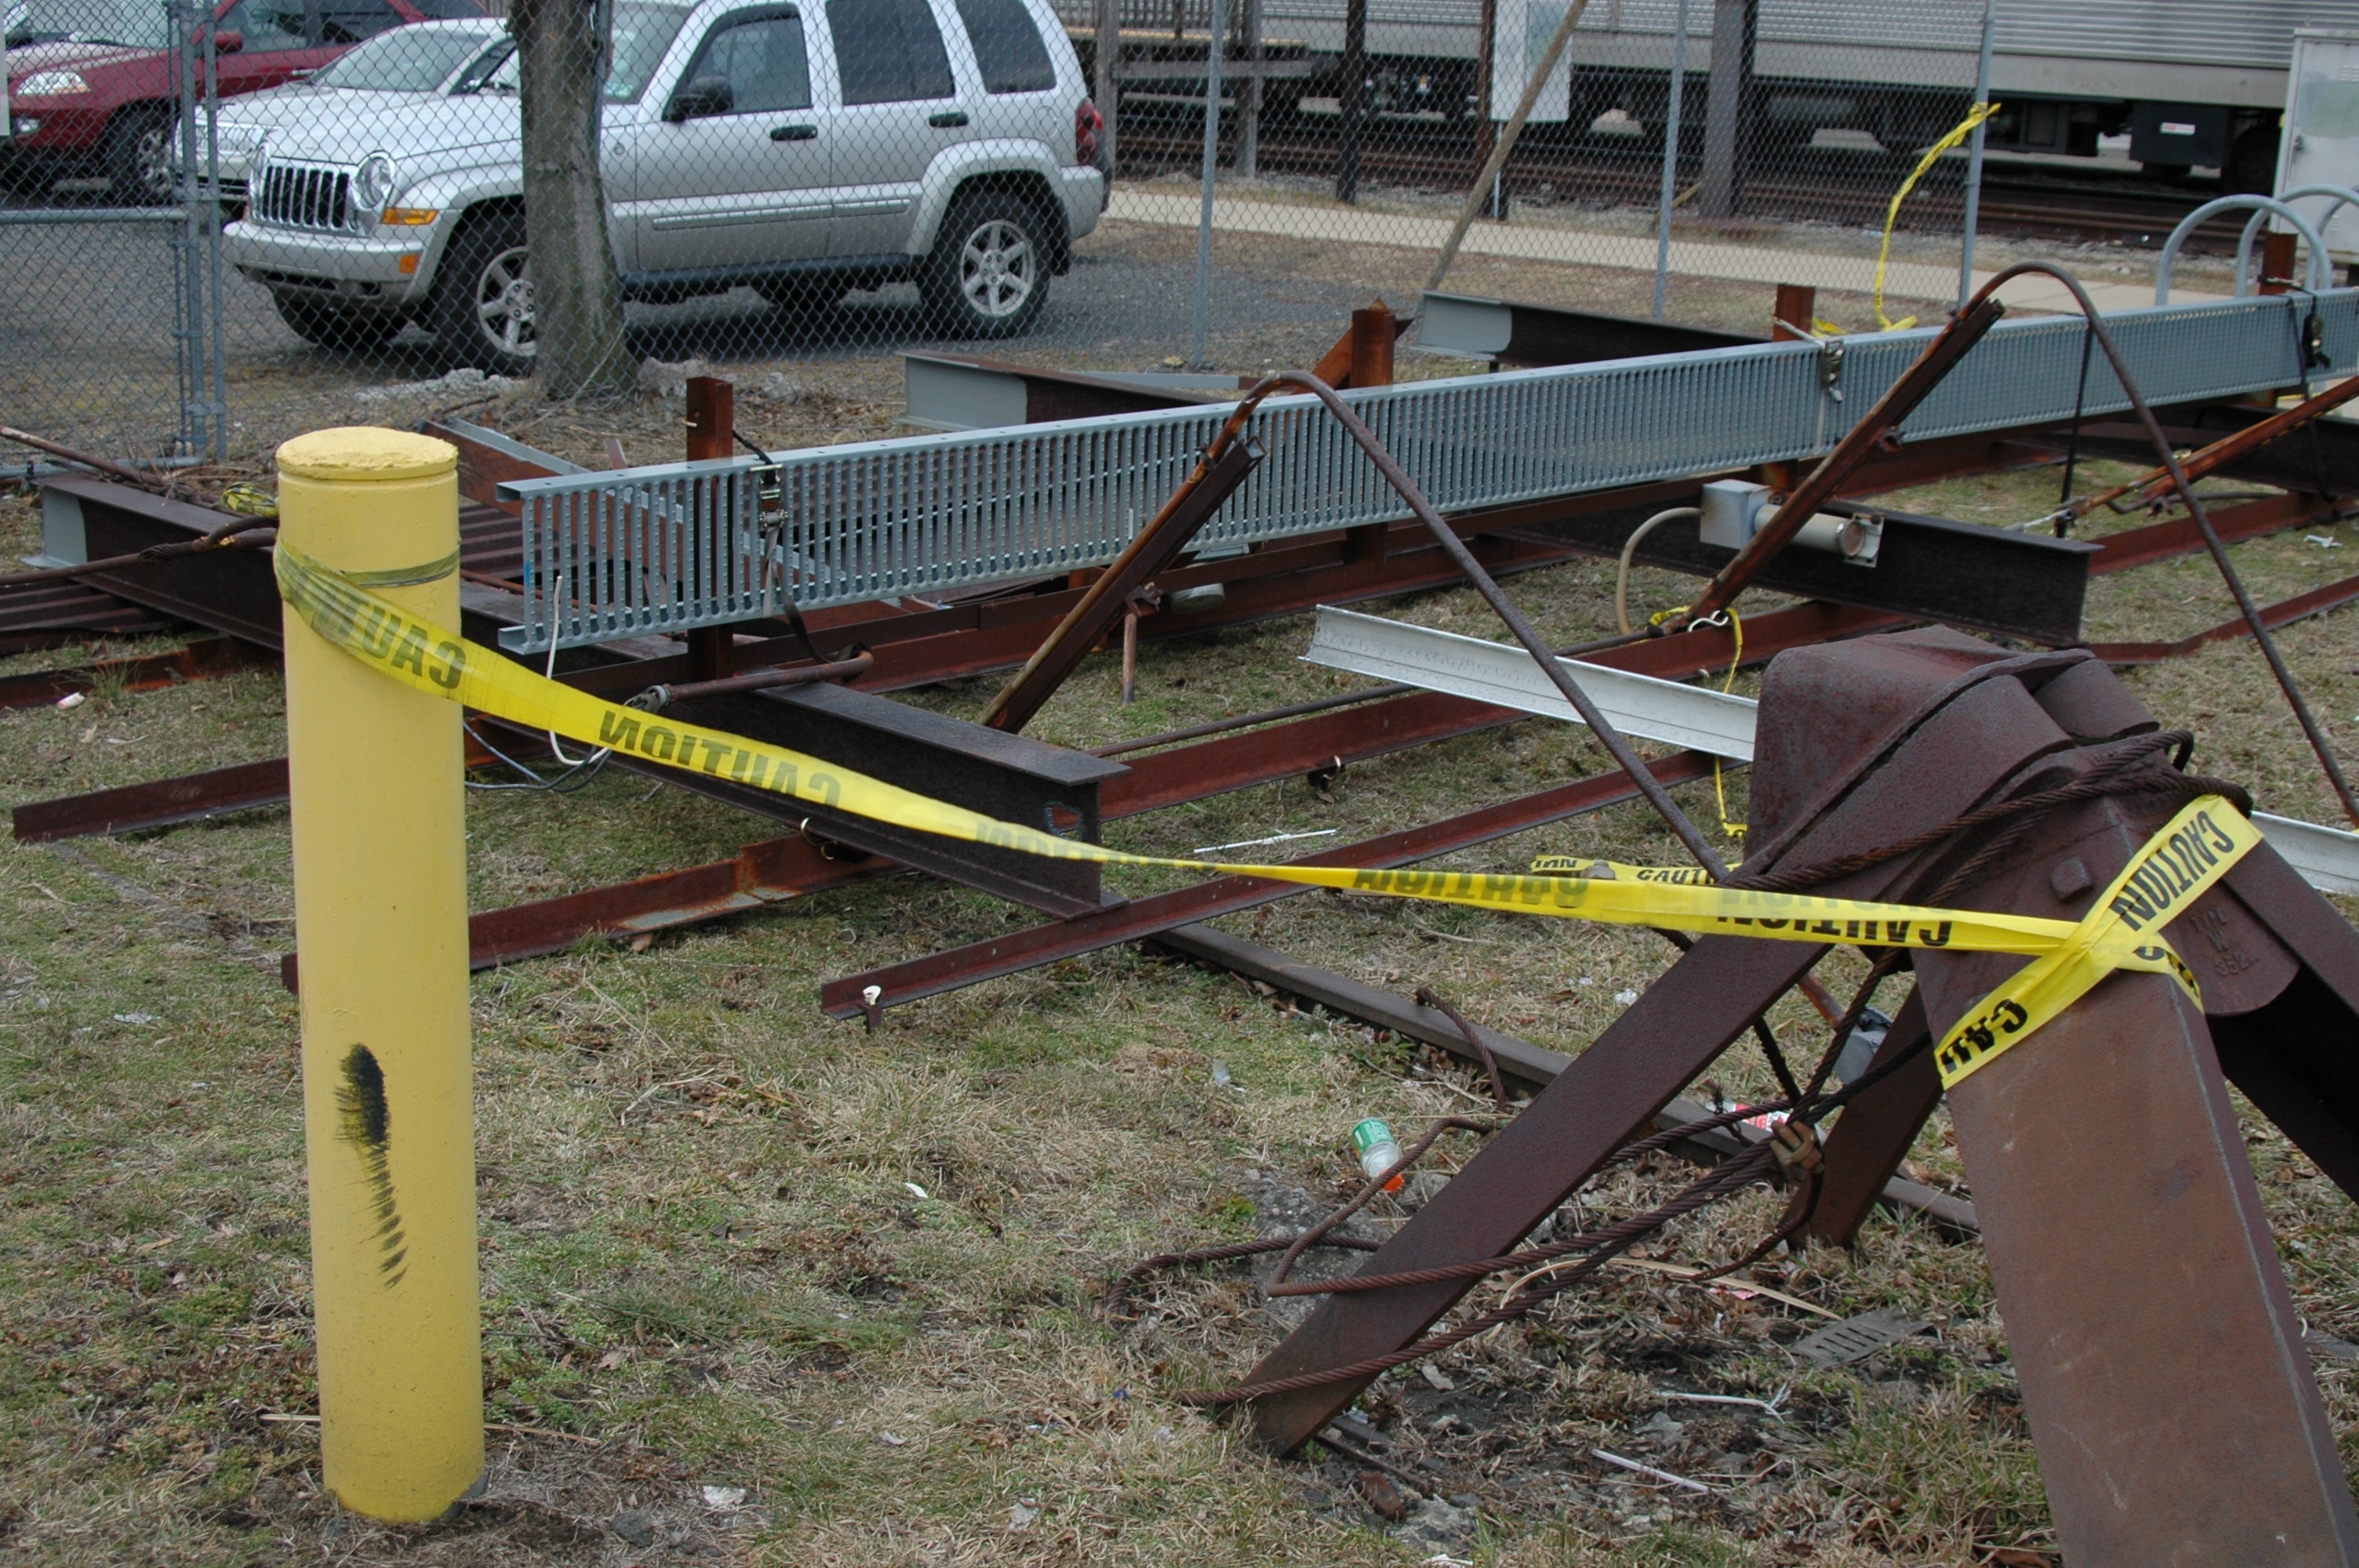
(336, 1044), (408, 1289)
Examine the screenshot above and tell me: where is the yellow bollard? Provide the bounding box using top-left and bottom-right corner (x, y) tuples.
(277, 428), (481, 1521)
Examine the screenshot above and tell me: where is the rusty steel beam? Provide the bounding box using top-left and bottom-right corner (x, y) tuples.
(0, 579), (172, 640)
(281, 829), (889, 988)
(14, 757), (289, 842)
(2091, 570), (2359, 663)
(817, 753), (1717, 1018)
(1911, 799), (2359, 1561)
(984, 431), (1266, 731)
(15, 726), (545, 844)
(2081, 490), (2340, 575)
(0, 635), (274, 713)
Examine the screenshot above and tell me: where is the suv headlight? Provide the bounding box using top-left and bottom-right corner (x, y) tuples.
(16, 70), (91, 96)
(352, 151), (396, 213)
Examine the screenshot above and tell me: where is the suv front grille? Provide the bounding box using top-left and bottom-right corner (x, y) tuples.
(256, 163), (352, 232)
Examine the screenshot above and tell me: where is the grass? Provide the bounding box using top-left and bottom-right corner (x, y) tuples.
(5, 360), (2359, 1565)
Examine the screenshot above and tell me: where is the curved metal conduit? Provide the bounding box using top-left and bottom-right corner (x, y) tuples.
(2156, 194), (2332, 303)
(2237, 184), (2359, 295)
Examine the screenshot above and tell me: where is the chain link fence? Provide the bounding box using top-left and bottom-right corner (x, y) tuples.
(0, 0), (2187, 470)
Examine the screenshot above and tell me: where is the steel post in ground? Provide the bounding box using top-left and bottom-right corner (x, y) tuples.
(1336, 0), (1366, 202)
(1650, 0), (1689, 321)
(1697, 0), (1752, 220)
(1190, 0), (1227, 367)
(276, 429), (481, 1520)
(1094, 0), (1120, 172)
(1954, 0), (1993, 309)
(683, 376), (739, 681)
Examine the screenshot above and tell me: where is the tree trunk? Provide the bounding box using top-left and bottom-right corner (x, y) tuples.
(511, 0), (633, 397)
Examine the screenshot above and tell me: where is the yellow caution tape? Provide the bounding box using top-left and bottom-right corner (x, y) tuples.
(1934, 793), (2255, 1089)
(276, 543), (2220, 1067)
(1874, 100), (2001, 332)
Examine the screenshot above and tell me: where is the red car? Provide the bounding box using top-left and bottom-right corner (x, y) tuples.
(4, 0), (484, 202)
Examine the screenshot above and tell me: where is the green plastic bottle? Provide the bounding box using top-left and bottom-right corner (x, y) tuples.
(1351, 1117), (1405, 1192)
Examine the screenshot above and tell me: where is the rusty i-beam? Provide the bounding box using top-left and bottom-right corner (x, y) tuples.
(1234, 626), (2359, 1565)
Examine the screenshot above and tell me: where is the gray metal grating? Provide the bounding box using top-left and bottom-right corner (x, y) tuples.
(499, 289), (2359, 652)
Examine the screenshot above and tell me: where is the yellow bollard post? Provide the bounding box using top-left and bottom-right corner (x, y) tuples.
(277, 428), (481, 1521)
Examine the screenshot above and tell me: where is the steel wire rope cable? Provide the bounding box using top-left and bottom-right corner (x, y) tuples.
(1109, 716), (2245, 1403)
(0, 514), (277, 590)
(1179, 370), (1729, 873)
(1972, 261), (2359, 828)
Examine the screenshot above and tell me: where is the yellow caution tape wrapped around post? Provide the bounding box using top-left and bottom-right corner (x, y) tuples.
(276, 543), (2231, 1076)
(1934, 794), (2256, 1088)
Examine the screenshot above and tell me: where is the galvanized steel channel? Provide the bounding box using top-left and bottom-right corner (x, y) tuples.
(498, 290), (2358, 653)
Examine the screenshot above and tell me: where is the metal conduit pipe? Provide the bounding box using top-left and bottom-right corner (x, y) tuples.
(2237, 185), (2359, 296)
(2156, 195), (2332, 303)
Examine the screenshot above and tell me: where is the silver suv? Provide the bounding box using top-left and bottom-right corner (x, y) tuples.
(220, 0), (1107, 369)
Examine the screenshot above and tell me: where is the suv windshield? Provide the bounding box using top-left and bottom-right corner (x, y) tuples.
(2, 0), (169, 48)
(475, 2), (691, 102)
(314, 25), (503, 90)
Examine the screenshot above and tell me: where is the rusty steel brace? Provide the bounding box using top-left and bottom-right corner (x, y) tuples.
(1180, 372), (1734, 873)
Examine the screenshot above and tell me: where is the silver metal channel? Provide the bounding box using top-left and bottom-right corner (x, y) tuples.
(2252, 812), (2359, 897)
(499, 289), (2358, 654)
(1303, 605), (1761, 759)
(1304, 604), (2359, 896)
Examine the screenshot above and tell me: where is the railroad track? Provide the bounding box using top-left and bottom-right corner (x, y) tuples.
(1112, 121), (2251, 250)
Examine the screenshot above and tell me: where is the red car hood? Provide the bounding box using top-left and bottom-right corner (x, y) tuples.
(6, 38), (154, 78)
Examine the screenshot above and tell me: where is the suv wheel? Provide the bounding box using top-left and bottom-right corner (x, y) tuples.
(921, 191), (1049, 338)
(432, 216), (536, 375)
(103, 107), (175, 205)
(273, 293), (400, 350)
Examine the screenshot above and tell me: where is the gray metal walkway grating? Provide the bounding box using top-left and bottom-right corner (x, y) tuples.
(497, 289), (2357, 653)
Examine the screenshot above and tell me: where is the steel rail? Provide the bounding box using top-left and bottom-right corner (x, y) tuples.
(819, 753), (1717, 1018)
(2055, 374), (2359, 528)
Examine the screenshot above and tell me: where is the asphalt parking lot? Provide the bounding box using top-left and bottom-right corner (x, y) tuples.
(0, 190), (1406, 463)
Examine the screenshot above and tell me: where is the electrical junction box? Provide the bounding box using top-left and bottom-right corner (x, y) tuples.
(1699, 479), (1772, 550)
(2276, 31), (2359, 262)
(1696, 477), (1881, 567)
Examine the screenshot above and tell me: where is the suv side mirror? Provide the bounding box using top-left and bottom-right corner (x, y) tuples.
(664, 74), (734, 122)
(212, 28), (242, 52)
